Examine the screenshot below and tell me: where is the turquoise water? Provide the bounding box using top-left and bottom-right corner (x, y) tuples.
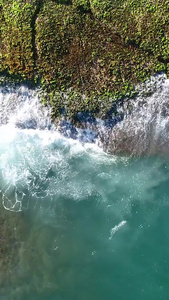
(0, 128), (169, 300)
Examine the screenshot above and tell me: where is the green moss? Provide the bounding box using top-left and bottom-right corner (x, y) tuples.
(72, 0), (91, 13)
(0, 0), (38, 78)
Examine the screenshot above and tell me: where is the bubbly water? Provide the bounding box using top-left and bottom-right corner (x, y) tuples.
(1, 81), (169, 300)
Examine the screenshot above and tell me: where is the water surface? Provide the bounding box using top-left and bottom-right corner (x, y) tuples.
(0, 83), (169, 300)
(0, 131), (169, 300)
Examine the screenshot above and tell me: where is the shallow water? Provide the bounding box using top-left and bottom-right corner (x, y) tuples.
(1, 83), (169, 299)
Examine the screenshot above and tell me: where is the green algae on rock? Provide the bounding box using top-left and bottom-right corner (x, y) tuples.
(0, 0), (169, 119)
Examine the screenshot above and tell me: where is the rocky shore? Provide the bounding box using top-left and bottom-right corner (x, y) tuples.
(1, 73), (169, 156)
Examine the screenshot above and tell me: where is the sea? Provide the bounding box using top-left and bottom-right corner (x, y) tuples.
(0, 78), (169, 299)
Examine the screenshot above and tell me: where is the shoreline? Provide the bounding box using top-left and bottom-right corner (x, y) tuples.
(1, 73), (169, 156)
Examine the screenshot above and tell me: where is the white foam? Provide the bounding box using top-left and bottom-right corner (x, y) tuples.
(0, 84), (111, 212)
(109, 220), (127, 239)
(0, 85), (51, 129)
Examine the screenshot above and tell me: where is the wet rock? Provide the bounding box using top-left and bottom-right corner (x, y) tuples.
(15, 118), (38, 129)
(75, 112), (96, 124)
(77, 128), (98, 143)
(103, 115), (124, 128)
(58, 120), (78, 139)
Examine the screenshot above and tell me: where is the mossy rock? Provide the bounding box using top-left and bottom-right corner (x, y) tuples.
(1, 0), (169, 119)
(72, 0), (91, 13)
(0, 0), (38, 78)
